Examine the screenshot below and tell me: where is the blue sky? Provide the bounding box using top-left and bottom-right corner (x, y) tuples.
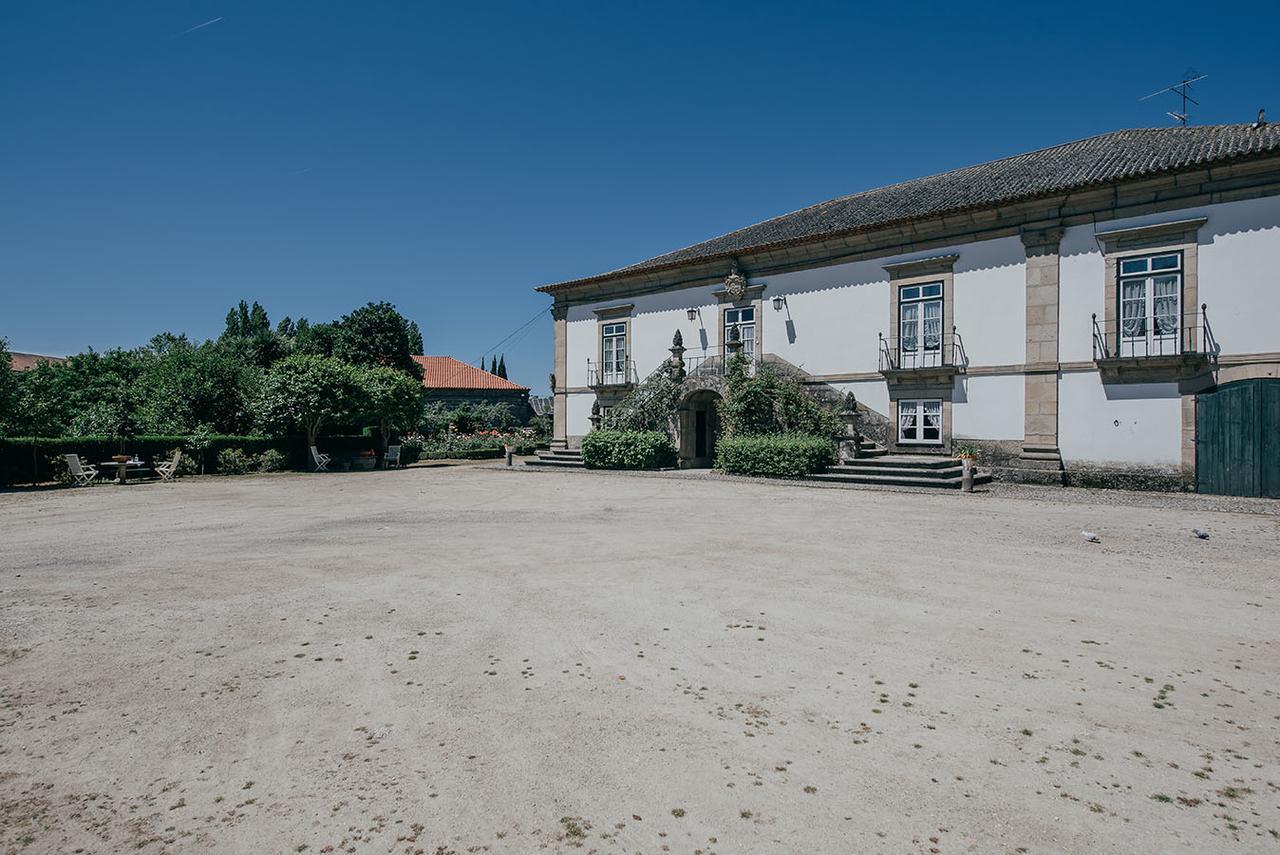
(2, 1), (1276, 392)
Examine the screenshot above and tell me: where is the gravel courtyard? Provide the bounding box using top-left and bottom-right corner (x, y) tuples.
(1, 466), (1277, 854)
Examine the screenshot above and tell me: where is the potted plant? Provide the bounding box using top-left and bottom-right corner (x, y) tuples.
(954, 444), (978, 462)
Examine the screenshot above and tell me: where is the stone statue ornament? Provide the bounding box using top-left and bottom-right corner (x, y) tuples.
(723, 261), (747, 301)
(669, 329), (687, 381)
(589, 399), (602, 431)
(842, 391), (858, 414)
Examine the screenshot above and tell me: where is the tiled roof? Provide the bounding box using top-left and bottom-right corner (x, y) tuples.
(412, 355), (528, 391)
(8, 352), (68, 371)
(538, 123), (1280, 293)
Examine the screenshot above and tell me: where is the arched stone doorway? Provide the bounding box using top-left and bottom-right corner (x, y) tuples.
(677, 389), (722, 468)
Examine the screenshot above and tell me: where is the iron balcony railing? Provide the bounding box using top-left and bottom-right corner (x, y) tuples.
(683, 346), (762, 377)
(878, 326), (968, 373)
(1091, 304), (1218, 360)
(586, 358), (638, 387)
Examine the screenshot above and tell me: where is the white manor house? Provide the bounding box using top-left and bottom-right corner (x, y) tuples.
(537, 123), (1280, 496)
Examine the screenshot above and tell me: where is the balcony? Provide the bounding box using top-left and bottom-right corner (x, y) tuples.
(1091, 304), (1218, 382)
(878, 327), (968, 387)
(587, 358), (638, 390)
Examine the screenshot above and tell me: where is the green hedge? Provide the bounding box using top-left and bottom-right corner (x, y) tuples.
(0, 435), (298, 485)
(0, 434), (396, 485)
(581, 430), (677, 470)
(715, 433), (834, 477)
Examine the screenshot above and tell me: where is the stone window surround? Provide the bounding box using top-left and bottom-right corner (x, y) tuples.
(889, 398), (952, 453)
(883, 254), (958, 365)
(713, 284), (766, 356)
(592, 304), (634, 383)
(1094, 217), (1206, 358)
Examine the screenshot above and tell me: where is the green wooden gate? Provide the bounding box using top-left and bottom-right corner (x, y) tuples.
(1196, 378), (1280, 497)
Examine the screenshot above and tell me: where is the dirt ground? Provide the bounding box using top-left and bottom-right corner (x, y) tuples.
(1, 466), (1277, 854)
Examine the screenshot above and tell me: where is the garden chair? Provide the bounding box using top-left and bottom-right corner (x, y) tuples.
(384, 445), (402, 469)
(154, 450), (181, 482)
(64, 454), (98, 487)
(310, 446), (331, 472)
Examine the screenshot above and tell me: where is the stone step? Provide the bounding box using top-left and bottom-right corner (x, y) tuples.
(524, 456), (584, 468)
(809, 470), (993, 489)
(837, 455), (960, 470)
(828, 463), (964, 479)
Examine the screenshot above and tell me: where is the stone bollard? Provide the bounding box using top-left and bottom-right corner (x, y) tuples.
(505, 445), (514, 467)
(961, 457), (974, 492)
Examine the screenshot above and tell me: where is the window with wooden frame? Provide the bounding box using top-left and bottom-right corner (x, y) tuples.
(1117, 252), (1182, 357)
(898, 399), (942, 445)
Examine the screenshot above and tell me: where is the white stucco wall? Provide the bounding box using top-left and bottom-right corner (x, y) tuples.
(754, 258), (889, 376)
(1058, 374), (1182, 465)
(565, 392), (595, 439)
(951, 237), (1026, 366)
(952, 374), (1024, 440)
(1197, 194), (1280, 355)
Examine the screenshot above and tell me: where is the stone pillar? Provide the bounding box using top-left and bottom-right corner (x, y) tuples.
(1019, 227), (1064, 453)
(1017, 227), (1067, 484)
(839, 391), (860, 460)
(551, 303), (568, 449)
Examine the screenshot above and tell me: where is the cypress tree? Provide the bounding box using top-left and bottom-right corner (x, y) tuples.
(497, 355), (507, 379)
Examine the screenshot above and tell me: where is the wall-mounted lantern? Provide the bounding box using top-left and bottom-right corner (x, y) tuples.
(686, 307), (698, 322)
(771, 295), (787, 311)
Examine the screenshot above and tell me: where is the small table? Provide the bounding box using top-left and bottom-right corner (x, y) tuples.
(100, 460), (151, 485)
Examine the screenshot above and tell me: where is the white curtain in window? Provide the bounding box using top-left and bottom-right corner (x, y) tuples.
(900, 303), (918, 353)
(1121, 280), (1147, 338)
(1152, 275), (1179, 337)
(923, 301), (942, 350)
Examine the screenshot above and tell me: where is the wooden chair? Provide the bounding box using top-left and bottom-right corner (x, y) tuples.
(154, 450), (181, 481)
(64, 454), (98, 487)
(310, 446), (331, 472)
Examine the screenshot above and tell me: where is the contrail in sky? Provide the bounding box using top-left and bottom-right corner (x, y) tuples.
(176, 16), (223, 37)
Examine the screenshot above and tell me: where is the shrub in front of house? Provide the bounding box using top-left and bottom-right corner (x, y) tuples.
(715, 433), (834, 477)
(217, 447), (256, 475)
(581, 430), (677, 470)
(256, 449), (288, 472)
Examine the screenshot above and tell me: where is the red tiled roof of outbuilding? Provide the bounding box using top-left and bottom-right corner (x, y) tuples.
(412, 356), (528, 391)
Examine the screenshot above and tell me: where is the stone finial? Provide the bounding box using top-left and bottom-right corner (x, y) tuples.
(728, 323), (741, 343)
(842, 391), (858, 414)
(591, 400), (600, 416)
(673, 329), (683, 348)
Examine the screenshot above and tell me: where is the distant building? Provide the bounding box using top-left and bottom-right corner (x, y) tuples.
(413, 355), (532, 421)
(8, 352), (68, 371)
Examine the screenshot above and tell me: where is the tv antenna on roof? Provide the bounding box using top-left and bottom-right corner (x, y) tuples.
(1140, 70), (1208, 126)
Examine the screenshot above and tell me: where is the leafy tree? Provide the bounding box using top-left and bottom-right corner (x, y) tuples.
(292, 320), (337, 358)
(255, 355), (362, 448)
(496, 354), (507, 379)
(0, 340), (16, 435)
(135, 335), (259, 434)
(359, 365), (423, 451)
(332, 302), (424, 378)
(220, 300), (286, 368)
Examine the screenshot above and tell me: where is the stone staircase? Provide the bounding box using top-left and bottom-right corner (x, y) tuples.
(809, 453), (993, 489)
(524, 447), (584, 468)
